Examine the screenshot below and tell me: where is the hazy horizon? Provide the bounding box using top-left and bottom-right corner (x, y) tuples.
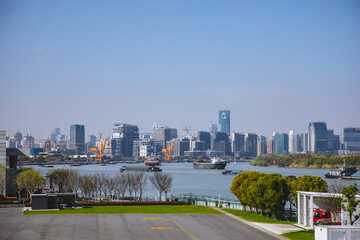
(1, 1), (359, 139)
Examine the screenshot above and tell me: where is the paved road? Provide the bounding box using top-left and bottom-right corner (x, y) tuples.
(0, 208), (281, 240)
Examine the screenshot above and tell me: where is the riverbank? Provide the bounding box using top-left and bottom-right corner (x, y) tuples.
(251, 154), (360, 169)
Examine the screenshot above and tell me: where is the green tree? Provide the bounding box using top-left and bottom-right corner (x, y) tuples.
(341, 183), (360, 225)
(291, 175), (327, 204)
(48, 168), (79, 193)
(230, 171), (266, 209)
(16, 169), (45, 198)
(0, 164), (6, 196)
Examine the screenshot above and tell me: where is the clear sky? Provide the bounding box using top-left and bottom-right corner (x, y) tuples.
(0, 0), (359, 139)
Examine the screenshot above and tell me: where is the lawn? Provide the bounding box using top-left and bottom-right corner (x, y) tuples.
(222, 209), (296, 224)
(282, 230), (314, 240)
(24, 205), (221, 215)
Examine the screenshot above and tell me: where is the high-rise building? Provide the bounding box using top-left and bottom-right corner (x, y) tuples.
(112, 123), (139, 157)
(289, 130), (298, 154)
(308, 122), (328, 154)
(13, 130), (23, 148)
(230, 133), (245, 156)
(0, 130), (5, 195)
(172, 138), (190, 156)
(133, 139), (162, 157)
(267, 135), (275, 154)
(257, 135), (267, 156)
(343, 127), (360, 152)
(274, 133), (289, 155)
(210, 122), (217, 134)
(154, 127), (176, 150)
(69, 124), (85, 154)
(21, 134), (34, 148)
(214, 132), (231, 155)
(219, 110), (230, 135)
(300, 133), (308, 153)
(198, 131), (211, 150)
(245, 133), (257, 157)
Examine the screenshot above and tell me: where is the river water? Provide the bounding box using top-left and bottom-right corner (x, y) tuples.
(28, 162), (359, 200)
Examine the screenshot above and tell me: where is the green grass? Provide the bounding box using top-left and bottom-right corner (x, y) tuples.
(222, 209), (296, 224)
(282, 230), (314, 240)
(24, 205), (221, 215)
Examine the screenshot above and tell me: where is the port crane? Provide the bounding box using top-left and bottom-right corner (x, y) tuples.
(161, 141), (174, 161)
(90, 133), (107, 163)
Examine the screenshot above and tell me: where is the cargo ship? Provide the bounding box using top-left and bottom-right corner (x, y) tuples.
(119, 166), (162, 172)
(193, 158), (227, 169)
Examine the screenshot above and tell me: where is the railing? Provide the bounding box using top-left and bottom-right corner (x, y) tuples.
(177, 194), (244, 210)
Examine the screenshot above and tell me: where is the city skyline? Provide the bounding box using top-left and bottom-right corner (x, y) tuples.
(1, 1), (359, 139)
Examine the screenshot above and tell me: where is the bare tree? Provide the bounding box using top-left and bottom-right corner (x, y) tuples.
(149, 173), (173, 201)
(137, 173), (147, 201)
(162, 174), (173, 201)
(117, 174), (128, 201)
(126, 173), (135, 201)
(107, 177), (116, 200)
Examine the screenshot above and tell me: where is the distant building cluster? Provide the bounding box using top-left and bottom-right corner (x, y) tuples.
(2, 110), (360, 159)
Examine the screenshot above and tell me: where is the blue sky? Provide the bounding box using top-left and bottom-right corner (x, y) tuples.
(0, 0), (359, 139)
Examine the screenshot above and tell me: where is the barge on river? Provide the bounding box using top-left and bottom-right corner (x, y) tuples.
(119, 166), (162, 173)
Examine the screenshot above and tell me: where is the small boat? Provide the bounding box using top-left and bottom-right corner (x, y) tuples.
(341, 171), (360, 180)
(100, 163), (107, 166)
(70, 163), (81, 167)
(222, 170), (242, 175)
(42, 165), (54, 168)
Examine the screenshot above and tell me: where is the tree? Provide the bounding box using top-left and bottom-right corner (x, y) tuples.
(137, 173), (147, 201)
(230, 171), (266, 209)
(341, 183), (360, 225)
(48, 168), (79, 193)
(149, 173), (173, 201)
(291, 175), (327, 204)
(16, 169), (45, 198)
(257, 174), (289, 219)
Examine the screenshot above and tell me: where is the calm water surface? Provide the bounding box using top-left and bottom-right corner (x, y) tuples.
(28, 162), (358, 200)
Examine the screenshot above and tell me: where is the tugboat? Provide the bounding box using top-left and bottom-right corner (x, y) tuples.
(193, 157), (227, 169)
(222, 170), (242, 175)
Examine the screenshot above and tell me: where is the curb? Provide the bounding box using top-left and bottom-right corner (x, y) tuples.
(211, 207), (290, 240)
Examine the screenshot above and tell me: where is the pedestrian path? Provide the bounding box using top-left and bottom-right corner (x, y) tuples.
(212, 207), (311, 240)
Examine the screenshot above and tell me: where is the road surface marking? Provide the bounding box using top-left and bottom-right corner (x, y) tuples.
(46, 237), (60, 240)
(215, 215), (266, 240)
(151, 227), (174, 230)
(144, 218), (164, 220)
(171, 220), (197, 240)
(55, 217), (68, 222)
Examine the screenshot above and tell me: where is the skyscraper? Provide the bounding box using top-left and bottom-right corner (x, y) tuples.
(245, 133), (258, 157)
(112, 123), (139, 157)
(343, 127), (360, 152)
(289, 130), (298, 154)
(198, 131), (211, 150)
(274, 133), (289, 155)
(308, 122), (328, 154)
(69, 124), (85, 154)
(219, 110), (230, 135)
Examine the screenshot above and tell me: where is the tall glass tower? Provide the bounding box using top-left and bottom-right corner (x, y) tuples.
(219, 110), (230, 135)
(69, 124), (85, 154)
(308, 122), (328, 154)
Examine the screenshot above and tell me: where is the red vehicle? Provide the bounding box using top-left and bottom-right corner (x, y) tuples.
(313, 209), (341, 225)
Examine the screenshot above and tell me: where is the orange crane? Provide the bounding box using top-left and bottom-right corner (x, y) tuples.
(91, 133), (107, 163)
(161, 141), (174, 161)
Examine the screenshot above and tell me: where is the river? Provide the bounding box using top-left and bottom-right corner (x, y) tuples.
(27, 162), (359, 200)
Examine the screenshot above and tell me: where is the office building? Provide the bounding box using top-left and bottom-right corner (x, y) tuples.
(210, 122), (218, 134)
(69, 124), (85, 154)
(154, 127), (176, 150)
(343, 127), (360, 152)
(213, 132), (231, 156)
(112, 123), (139, 157)
(172, 138), (190, 156)
(308, 122), (328, 154)
(257, 135), (267, 156)
(13, 130), (23, 148)
(289, 130), (298, 154)
(133, 139), (162, 157)
(274, 133), (289, 155)
(0, 130), (6, 195)
(198, 131), (211, 150)
(219, 110), (230, 135)
(300, 133), (308, 153)
(267, 135), (275, 154)
(230, 133), (245, 156)
(245, 133), (258, 157)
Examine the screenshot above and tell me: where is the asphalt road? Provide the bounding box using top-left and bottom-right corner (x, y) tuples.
(0, 208), (281, 240)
